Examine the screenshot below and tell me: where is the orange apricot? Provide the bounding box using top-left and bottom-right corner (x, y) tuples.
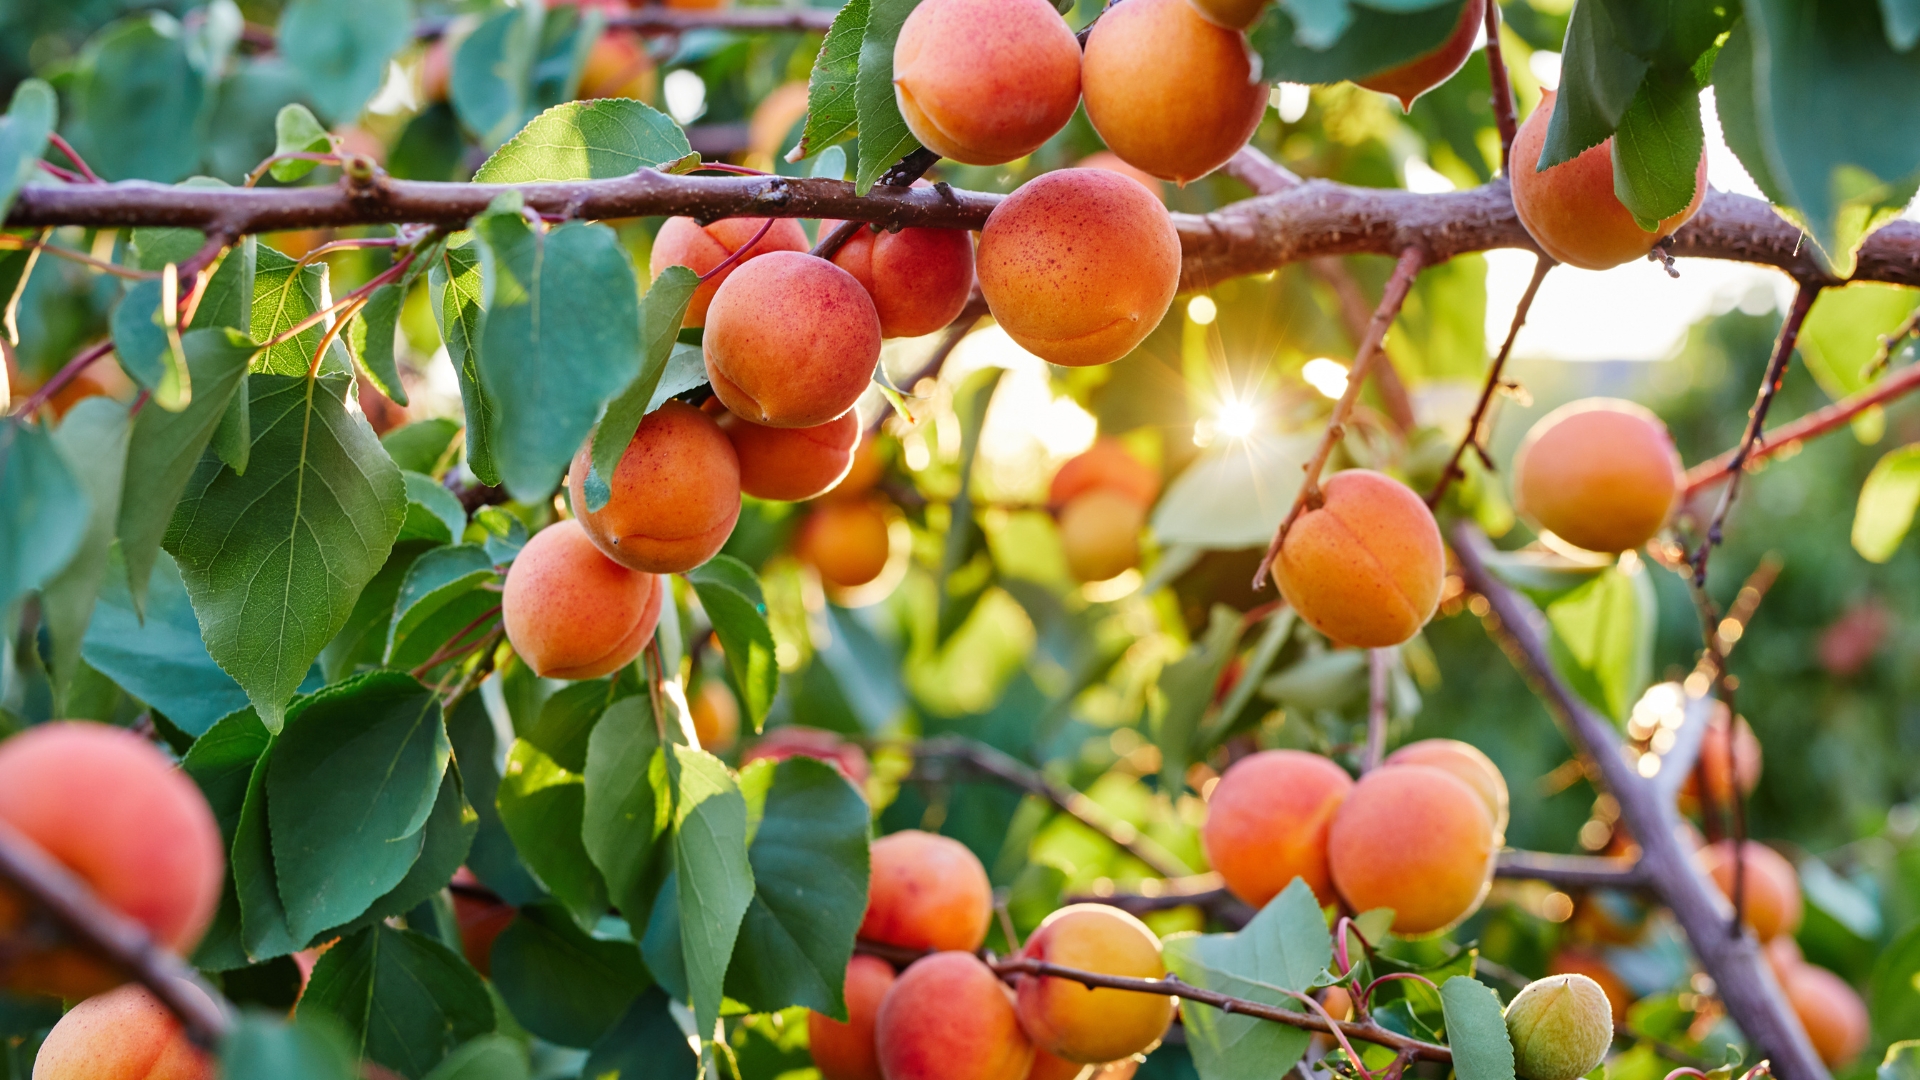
(0, 723), (224, 1000)
(808, 953), (897, 1080)
(1026, 1050), (1089, 1080)
(690, 679), (740, 752)
(451, 867), (515, 978)
(1546, 948), (1633, 1026)
(796, 500), (893, 589)
(1049, 439), (1159, 511)
(568, 400), (742, 573)
(501, 518), (664, 680)
(577, 30), (658, 103)
(1679, 702), (1762, 809)
(876, 951), (1035, 1080)
(891, 0), (1081, 166)
(742, 727), (872, 785)
(824, 217), (975, 339)
(1782, 963), (1869, 1067)
(1765, 933), (1804, 983)
(1512, 398), (1682, 555)
(1320, 985), (1354, 1022)
(749, 82), (812, 163)
(1183, 0), (1269, 31)
(1015, 905), (1174, 1063)
(862, 830), (993, 953)
(1355, 0), (1485, 110)
(720, 408), (860, 502)
(31, 981), (215, 1080)
(1695, 840), (1802, 942)
(1269, 469), (1444, 649)
(1512, 90), (1709, 270)
(649, 216), (810, 328)
(976, 169), (1180, 367)
(1081, 0), (1268, 184)
(705, 251), (884, 428)
(1058, 490), (1147, 583)
(1076, 151), (1167, 200)
(1201, 749), (1354, 907)
(1383, 739), (1509, 836)
(1327, 764), (1497, 935)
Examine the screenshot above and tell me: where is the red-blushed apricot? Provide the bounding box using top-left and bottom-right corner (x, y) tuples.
(1547, 948), (1633, 1025)
(1269, 469), (1444, 649)
(1355, 0), (1485, 110)
(808, 953), (897, 1080)
(1201, 749), (1354, 907)
(1679, 702), (1762, 809)
(1512, 90), (1708, 270)
(705, 251), (884, 427)
(1183, 0), (1269, 31)
(720, 408), (860, 502)
(501, 519), (664, 680)
(1383, 739), (1509, 836)
(824, 216), (975, 338)
(891, 0), (1081, 166)
(1081, 0), (1267, 184)
(691, 679), (740, 752)
(0, 723), (223, 1000)
(1077, 152), (1166, 200)
(451, 868), (514, 978)
(650, 216), (810, 328)
(1026, 1050), (1088, 1080)
(876, 952), (1035, 1080)
(976, 170), (1180, 367)
(1327, 764), (1496, 935)
(862, 830), (993, 952)
(1782, 963), (1869, 1067)
(796, 500), (893, 589)
(1513, 398), (1682, 555)
(577, 30), (658, 103)
(31, 981), (215, 1080)
(743, 727), (871, 785)
(1058, 490), (1147, 583)
(1765, 932), (1804, 983)
(1695, 840), (1802, 942)
(1015, 905), (1174, 1063)
(1049, 439), (1159, 510)
(568, 400), (742, 573)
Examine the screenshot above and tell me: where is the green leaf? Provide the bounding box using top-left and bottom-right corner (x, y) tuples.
(350, 283), (409, 406)
(1706, 22), (1788, 212)
(0, 419), (89, 616)
(184, 706), (272, 970)
(492, 902), (651, 1048)
(686, 556), (778, 731)
(499, 737), (610, 926)
(796, 0), (866, 160)
(1537, 0), (1649, 168)
(451, 5), (544, 149)
(84, 550), (256, 734)
(475, 99), (696, 183)
(472, 212), (642, 502)
(164, 370), (406, 729)
(399, 471), (469, 545)
(1887, 0), (1920, 50)
(1543, 561), (1655, 725)
(527, 678), (627, 772)
(581, 989), (699, 1080)
(1610, 68), (1703, 229)
(270, 103), (332, 183)
(386, 544), (496, 662)
(110, 279), (191, 411)
(1162, 878), (1325, 1080)
(303, 923), (496, 1079)
(1883, 1042), (1920, 1080)
(583, 696), (671, 933)
(331, 765), (477, 937)
(852, 0), (922, 193)
(420, 1036), (530, 1080)
(1853, 445), (1920, 563)
(384, 418), (463, 476)
(585, 266), (699, 512)
(1874, 925), (1920, 1059)
(0, 80), (55, 219)
(66, 14), (206, 182)
(1799, 283), (1920, 400)
(448, 691), (545, 905)
(1440, 976), (1515, 1080)
(1250, 0), (1470, 84)
(41, 399), (129, 705)
(234, 727), (299, 959)
(429, 240), (499, 486)
(277, 0), (414, 125)
(252, 246), (350, 377)
(668, 744), (755, 1041)
(220, 1009), (359, 1080)
(1155, 605), (1244, 797)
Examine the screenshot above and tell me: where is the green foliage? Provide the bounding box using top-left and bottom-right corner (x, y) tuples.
(586, 265), (699, 511)
(688, 556), (779, 732)
(1252, 0), (1474, 81)
(1440, 976), (1516, 1080)
(1854, 445), (1920, 563)
(474, 99), (697, 183)
(277, 0), (414, 125)
(853, 0), (923, 192)
(0, 81), (54, 218)
(304, 923), (496, 1077)
(798, 0), (867, 159)
(1162, 879), (1323, 1080)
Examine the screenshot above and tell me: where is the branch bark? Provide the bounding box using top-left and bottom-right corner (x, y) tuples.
(1493, 850), (1649, 890)
(1684, 359), (1920, 496)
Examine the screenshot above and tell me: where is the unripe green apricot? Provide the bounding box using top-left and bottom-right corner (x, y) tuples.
(1504, 974), (1614, 1080)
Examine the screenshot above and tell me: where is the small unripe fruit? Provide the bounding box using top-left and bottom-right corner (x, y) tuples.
(1355, 0), (1485, 110)
(825, 210), (976, 339)
(1512, 90), (1709, 270)
(1082, 0), (1267, 184)
(577, 30), (658, 104)
(650, 216), (810, 328)
(1781, 963), (1869, 1067)
(705, 251), (883, 428)
(1328, 764), (1496, 935)
(1058, 490), (1147, 583)
(721, 408), (861, 502)
(691, 679), (740, 752)
(569, 400), (742, 574)
(1202, 749), (1354, 907)
(1679, 702), (1761, 808)
(1015, 905), (1174, 1063)
(1513, 399), (1682, 555)
(876, 952), (1035, 1080)
(1547, 949), (1632, 1025)
(31, 981), (216, 1080)
(1182, 0), (1269, 31)
(891, 0), (1082, 166)
(1270, 469), (1444, 649)
(808, 953), (897, 1080)
(501, 519), (664, 679)
(1049, 439), (1159, 511)
(976, 169), (1180, 368)
(743, 727), (872, 785)
(796, 500), (893, 589)
(1504, 974), (1614, 1080)
(1383, 739), (1509, 837)
(1695, 840), (1802, 942)
(862, 830), (993, 953)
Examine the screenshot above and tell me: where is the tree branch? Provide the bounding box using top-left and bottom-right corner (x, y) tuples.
(1427, 253), (1553, 507)
(1493, 850), (1649, 890)
(1683, 358), (1920, 496)
(1482, 0), (1519, 169)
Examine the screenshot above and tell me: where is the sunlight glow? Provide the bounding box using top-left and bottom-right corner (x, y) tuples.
(1187, 295), (1217, 325)
(1271, 83), (1311, 124)
(664, 70), (707, 124)
(1301, 358), (1349, 399)
(1215, 399), (1258, 439)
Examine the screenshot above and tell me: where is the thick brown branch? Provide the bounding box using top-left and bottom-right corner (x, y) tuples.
(1684, 359), (1920, 496)
(1427, 253), (1553, 507)
(1494, 850), (1649, 890)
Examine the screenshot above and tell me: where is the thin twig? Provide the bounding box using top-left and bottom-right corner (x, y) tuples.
(1865, 305), (1920, 379)
(1309, 258), (1416, 433)
(696, 216), (777, 284)
(1428, 254), (1553, 507)
(1683, 360), (1920, 496)
(810, 149), (945, 261)
(12, 339), (113, 418)
(45, 132), (103, 185)
(1482, 0), (1519, 170)
(0, 235), (161, 280)
(867, 293), (990, 434)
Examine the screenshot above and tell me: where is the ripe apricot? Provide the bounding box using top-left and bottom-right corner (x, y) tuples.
(451, 868), (514, 978)
(796, 500), (893, 590)
(690, 679), (740, 752)
(1058, 490), (1147, 583)
(808, 953), (897, 1080)
(720, 408), (860, 502)
(31, 981), (215, 1080)
(1504, 974), (1614, 1080)
(1015, 905), (1173, 1063)
(823, 217), (975, 339)
(1049, 439), (1159, 511)
(649, 216), (810, 328)
(1355, 0), (1485, 110)
(1026, 1050), (1088, 1080)
(577, 30), (658, 103)
(1202, 749), (1354, 907)
(1546, 948), (1632, 1025)
(1679, 702), (1762, 809)
(1383, 739), (1508, 836)
(705, 251), (883, 428)
(1182, 0), (1269, 31)
(1781, 963), (1869, 1067)
(1512, 398), (1682, 555)
(742, 727), (872, 785)
(0, 723), (223, 1000)
(891, 0), (1081, 166)
(1077, 152), (1166, 200)
(1081, 0), (1267, 184)
(1765, 933), (1803, 983)
(976, 169), (1180, 367)
(1695, 840), (1802, 942)
(875, 952), (1035, 1080)
(1512, 90), (1709, 270)
(568, 400), (742, 573)
(822, 433), (886, 503)
(1327, 764), (1496, 935)
(862, 830), (993, 952)
(749, 82), (811, 164)
(501, 518), (664, 680)
(1269, 469), (1444, 650)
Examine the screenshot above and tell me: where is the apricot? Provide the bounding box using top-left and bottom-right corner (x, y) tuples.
(1201, 749), (1354, 907)
(451, 868), (514, 978)
(420, 39), (452, 103)
(1319, 985), (1354, 1022)
(1383, 739), (1508, 837)
(568, 399), (742, 573)
(1512, 90), (1709, 270)
(1269, 469), (1444, 650)
(1327, 764), (1496, 935)
(1058, 490), (1147, 583)
(577, 30), (658, 104)
(1049, 439), (1159, 511)
(749, 82), (811, 163)
(1016, 905), (1173, 1063)
(1679, 702), (1762, 809)
(861, 830), (993, 953)
(976, 169), (1180, 367)
(1182, 0), (1268, 31)
(875, 952), (1034, 1080)
(1076, 152), (1166, 200)
(1781, 963), (1869, 1067)
(501, 518), (664, 680)
(1547, 948), (1632, 1025)
(824, 215), (975, 339)
(1695, 840), (1802, 942)
(822, 433), (886, 503)
(1504, 974), (1614, 1080)
(690, 679), (740, 752)
(1026, 1050), (1088, 1080)
(1512, 399), (1682, 555)
(1765, 933), (1804, 983)
(720, 408), (860, 502)
(0, 723), (223, 1000)
(1081, 0), (1267, 184)
(808, 953), (897, 1080)
(31, 981), (215, 1080)
(742, 727), (872, 785)
(649, 216), (810, 328)
(705, 251), (883, 428)
(891, 0), (1081, 166)
(796, 500), (893, 590)
(1355, 0), (1485, 110)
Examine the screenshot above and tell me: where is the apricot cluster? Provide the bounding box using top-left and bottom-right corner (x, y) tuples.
(1048, 440), (1161, 583)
